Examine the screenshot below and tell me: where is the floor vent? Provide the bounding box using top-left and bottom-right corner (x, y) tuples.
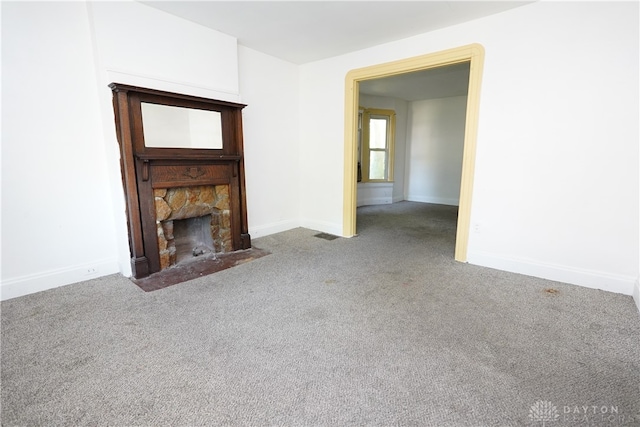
(314, 232), (340, 241)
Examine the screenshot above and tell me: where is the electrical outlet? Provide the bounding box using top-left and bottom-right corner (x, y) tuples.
(85, 267), (98, 275)
(473, 223), (481, 234)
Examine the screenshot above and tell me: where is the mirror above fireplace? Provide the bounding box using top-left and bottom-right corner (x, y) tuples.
(141, 102), (223, 149)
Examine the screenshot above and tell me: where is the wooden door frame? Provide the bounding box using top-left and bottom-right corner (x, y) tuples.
(342, 44), (485, 261)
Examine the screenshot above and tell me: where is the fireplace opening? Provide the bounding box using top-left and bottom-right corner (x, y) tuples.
(158, 211), (225, 270)
(155, 185), (233, 271)
(173, 215), (215, 263)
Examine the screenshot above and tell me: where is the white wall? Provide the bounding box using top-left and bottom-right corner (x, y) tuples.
(237, 46), (301, 237)
(1, 1), (242, 299)
(393, 99), (409, 203)
(88, 1), (239, 101)
(298, 2), (639, 295)
(357, 94), (408, 206)
(298, 66), (346, 235)
(405, 96), (467, 206)
(1, 2), (120, 299)
(88, 1), (240, 279)
(2, 1), (638, 299)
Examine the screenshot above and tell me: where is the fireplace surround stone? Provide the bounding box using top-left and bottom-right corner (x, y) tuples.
(154, 185), (232, 269)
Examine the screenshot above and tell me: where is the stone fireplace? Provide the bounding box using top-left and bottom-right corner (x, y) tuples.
(110, 83), (251, 279)
(154, 185), (232, 270)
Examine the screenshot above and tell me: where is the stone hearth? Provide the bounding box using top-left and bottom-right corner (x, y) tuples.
(154, 185), (232, 270)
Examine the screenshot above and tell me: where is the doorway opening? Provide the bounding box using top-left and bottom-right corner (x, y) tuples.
(343, 44), (485, 262)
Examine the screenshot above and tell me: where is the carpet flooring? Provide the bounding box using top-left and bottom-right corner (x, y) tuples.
(2, 201), (639, 426)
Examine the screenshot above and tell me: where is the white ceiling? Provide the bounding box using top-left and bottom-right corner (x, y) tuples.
(142, 1), (534, 65)
(359, 61), (470, 101)
(141, 1), (533, 101)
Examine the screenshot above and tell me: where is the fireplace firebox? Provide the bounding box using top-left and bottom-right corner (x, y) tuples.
(110, 83), (250, 279)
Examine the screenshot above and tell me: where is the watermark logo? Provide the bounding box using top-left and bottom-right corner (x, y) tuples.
(528, 401), (636, 425)
(529, 400), (560, 426)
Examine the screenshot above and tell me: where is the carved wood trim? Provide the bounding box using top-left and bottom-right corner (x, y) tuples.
(150, 163), (232, 188)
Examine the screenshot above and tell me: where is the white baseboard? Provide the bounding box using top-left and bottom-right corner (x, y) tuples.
(406, 195), (459, 206)
(249, 219), (300, 239)
(467, 250), (636, 296)
(1, 258), (121, 301)
(357, 182), (393, 207)
(633, 277), (640, 313)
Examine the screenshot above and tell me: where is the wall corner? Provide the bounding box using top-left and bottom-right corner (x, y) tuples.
(633, 276), (640, 314)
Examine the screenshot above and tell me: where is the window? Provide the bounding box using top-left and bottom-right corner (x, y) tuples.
(358, 108), (395, 182)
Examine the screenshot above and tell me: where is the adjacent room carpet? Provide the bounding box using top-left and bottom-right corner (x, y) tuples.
(2, 202), (639, 426)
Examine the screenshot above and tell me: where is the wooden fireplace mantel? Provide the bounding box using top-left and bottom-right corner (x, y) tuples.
(110, 83), (251, 279)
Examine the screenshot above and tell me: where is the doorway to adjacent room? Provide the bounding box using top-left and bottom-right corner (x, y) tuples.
(343, 44), (485, 262)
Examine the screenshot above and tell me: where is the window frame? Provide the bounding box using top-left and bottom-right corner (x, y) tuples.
(359, 107), (396, 183)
